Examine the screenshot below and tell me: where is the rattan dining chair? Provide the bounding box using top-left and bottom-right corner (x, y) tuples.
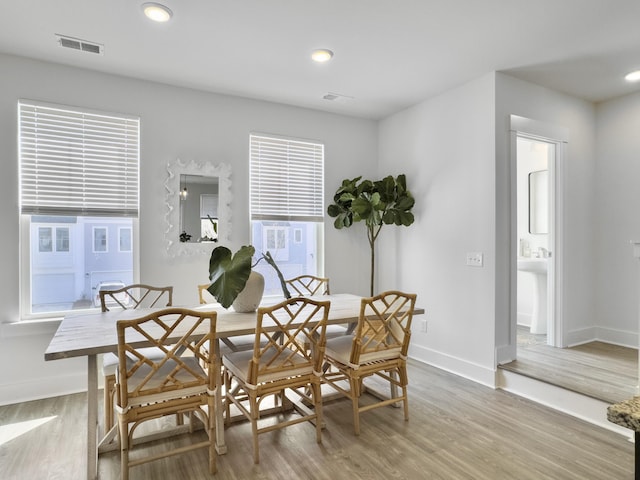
(285, 275), (349, 352)
(99, 283), (173, 312)
(285, 275), (330, 296)
(322, 290), (417, 435)
(100, 284), (174, 433)
(197, 283), (214, 305)
(115, 308), (217, 480)
(222, 296), (329, 463)
(197, 283), (258, 355)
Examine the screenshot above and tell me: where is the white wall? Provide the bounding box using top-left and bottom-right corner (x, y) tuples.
(594, 92), (640, 346)
(377, 71), (601, 388)
(0, 53), (377, 404)
(378, 73), (498, 386)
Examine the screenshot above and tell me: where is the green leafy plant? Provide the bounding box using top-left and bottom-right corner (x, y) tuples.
(207, 245), (291, 308)
(207, 245), (255, 308)
(327, 174), (415, 296)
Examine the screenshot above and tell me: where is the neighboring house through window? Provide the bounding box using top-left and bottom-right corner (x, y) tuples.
(19, 100), (139, 318)
(249, 133), (324, 295)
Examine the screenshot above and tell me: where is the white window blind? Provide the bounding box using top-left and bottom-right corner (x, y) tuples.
(250, 134), (324, 221)
(19, 101), (139, 217)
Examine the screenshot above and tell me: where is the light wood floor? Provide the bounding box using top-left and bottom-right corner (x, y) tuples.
(500, 326), (638, 404)
(0, 360), (634, 480)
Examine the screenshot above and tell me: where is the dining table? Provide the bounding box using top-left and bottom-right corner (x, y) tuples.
(44, 293), (424, 480)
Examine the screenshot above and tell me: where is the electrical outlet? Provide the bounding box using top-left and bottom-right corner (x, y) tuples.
(466, 252), (484, 267)
(421, 319), (428, 333)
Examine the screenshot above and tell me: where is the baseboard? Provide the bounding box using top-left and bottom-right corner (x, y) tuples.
(497, 369), (632, 438)
(594, 326), (638, 349)
(409, 343), (496, 388)
(565, 326), (638, 349)
(564, 326), (597, 346)
(517, 313), (531, 327)
(0, 372), (87, 407)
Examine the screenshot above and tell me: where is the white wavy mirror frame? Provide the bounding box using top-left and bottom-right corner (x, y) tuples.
(164, 159), (232, 257)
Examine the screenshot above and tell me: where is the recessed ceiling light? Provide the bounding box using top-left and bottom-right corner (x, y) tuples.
(624, 70), (640, 82)
(311, 49), (334, 63)
(142, 3), (173, 22)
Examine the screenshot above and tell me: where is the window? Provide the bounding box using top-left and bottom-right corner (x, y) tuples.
(56, 227), (70, 252)
(38, 226), (71, 253)
(19, 100), (139, 318)
(93, 227), (108, 253)
(200, 194), (219, 241)
(250, 134), (324, 295)
(263, 226), (289, 261)
(38, 227), (53, 252)
(119, 227), (132, 252)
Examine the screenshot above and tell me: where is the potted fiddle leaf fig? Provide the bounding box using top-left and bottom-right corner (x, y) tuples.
(207, 245), (290, 311)
(327, 174), (415, 296)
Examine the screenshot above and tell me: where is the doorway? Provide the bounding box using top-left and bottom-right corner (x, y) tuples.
(516, 136), (553, 346)
(510, 115), (567, 350)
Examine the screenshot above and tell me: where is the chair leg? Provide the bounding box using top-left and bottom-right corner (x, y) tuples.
(250, 392), (260, 464)
(399, 365), (409, 420)
(119, 414), (129, 480)
(207, 398), (217, 474)
(403, 385), (409, 421)
(312, 380), (323, 443)
(224, 370), (231, 425)
(349, 375), (361, 435)
(104, 374), (116, 433)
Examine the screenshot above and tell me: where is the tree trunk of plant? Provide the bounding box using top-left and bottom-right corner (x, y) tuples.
(370, 238), (375, 297)
(368, 225), (376, 296)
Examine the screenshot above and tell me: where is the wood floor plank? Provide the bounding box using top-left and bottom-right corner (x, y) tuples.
(0, 360), (634, 479)
(501, 327), (638, 403)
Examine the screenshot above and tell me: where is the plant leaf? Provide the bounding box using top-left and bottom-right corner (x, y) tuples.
(395, 194), (415, 211)
(207, 245), (255, 308)
(352, 196), (372, 217)
(327, 204), (341, 218)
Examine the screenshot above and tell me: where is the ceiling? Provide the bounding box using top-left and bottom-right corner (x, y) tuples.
(2, 0), (640, 119)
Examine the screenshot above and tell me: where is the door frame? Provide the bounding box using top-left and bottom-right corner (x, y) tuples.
(510, 115), (568, 348)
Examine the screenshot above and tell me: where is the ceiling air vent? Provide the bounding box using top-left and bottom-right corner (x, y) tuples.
(56, 34), (104, 55)
(322, 92), (354, 103)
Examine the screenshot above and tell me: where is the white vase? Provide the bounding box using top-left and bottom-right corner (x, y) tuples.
(232, 271), (265, 313)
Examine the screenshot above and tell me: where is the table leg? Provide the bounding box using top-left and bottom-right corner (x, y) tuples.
(87, 354), (98, 480)
(214, 339), (227, 454)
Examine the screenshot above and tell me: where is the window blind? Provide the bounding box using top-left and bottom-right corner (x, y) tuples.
(250, 134), (324, 221)
(19, 101), (139, 217)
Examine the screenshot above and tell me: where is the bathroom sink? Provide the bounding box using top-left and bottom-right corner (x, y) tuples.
(517, 257), (548, 335)
(517, 257), (547, 274)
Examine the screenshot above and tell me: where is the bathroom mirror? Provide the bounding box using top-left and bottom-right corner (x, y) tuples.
(165, 159), (232, 257)
(528, 169), (548, 235)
